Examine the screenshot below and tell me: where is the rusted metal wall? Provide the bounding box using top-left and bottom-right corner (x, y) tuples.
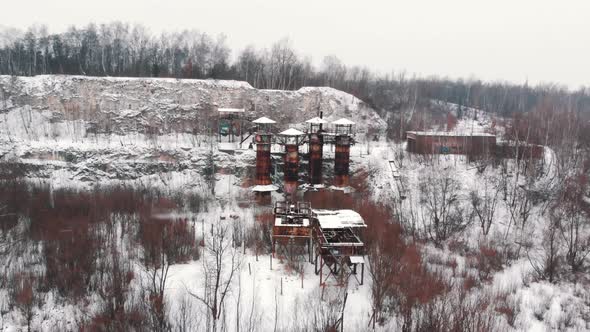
(284, 144), (299, 195)
(273, 225), (311, 238)
(334, 135), (351, 187)
(407, 133), (497, 156)
(308, 133), (323, 185)
(255, 133), (272, 186)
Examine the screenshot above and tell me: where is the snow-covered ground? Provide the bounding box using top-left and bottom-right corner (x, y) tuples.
(1, 77), (589, 331)
(3, 136), (587, 331)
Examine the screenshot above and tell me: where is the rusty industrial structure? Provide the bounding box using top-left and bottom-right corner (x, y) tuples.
(406, 131), (496, 156)
(332, 118), (355, 187)
(271, 201), (366, 286)
(306, 115), (328, 185)
(250, 115), (356, 199)
(272, 201), (313, 262)
(312, 209), (366, 286)
(277, 128), (306, 197)
(252, 117), (277, 197)
(405, 131), (544, 160)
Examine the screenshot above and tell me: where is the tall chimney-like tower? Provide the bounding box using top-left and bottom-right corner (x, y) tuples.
(332, 118), (355, 187)
(305, 115), (328, 185)
(277, 128), (305, 197)
(252, 117), (277, 197)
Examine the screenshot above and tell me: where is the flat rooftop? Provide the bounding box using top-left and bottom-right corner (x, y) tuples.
(312, 209), (366, 229)
(407, 131), (495, 137)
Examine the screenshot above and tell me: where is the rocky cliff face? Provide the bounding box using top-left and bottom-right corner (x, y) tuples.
(0, 75), (385, 187)
(0, 75), (385, 135)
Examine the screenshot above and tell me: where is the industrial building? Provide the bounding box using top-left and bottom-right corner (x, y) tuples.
(271, 201), (366, 286)
(406, 131), (496, 156)
(251, 115), (356, 197)
(405, 130), (544, 160)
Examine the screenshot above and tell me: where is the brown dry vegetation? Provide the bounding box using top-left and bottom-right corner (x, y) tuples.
(0, 180), (203, 330)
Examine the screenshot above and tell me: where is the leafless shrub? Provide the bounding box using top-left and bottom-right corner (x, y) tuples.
(469, 174), (501, 236)
(527, 215), (562, 283)
(419, 169), (471, 246)
(494, 293), (520, 328)
(187, 221), (241, 332)
(10, 272), (40, 332)
(172, 294), (201, 332)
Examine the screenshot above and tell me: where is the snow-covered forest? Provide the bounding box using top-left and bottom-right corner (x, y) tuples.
(1, 23), (590, 121)
(1, 23), (590, 332)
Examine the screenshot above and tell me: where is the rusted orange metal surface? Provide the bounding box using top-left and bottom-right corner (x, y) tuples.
(406, 132), (496, 156)
(334, 135), (351, 187)
(284, 144), (299, 195)
(308, 133), (323, 185)
(272, 225), (311, 238)
(255, 133), (272, 186)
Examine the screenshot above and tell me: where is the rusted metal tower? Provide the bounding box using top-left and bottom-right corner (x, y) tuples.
(277, 128), (306, 197)
(306, 116), (328, 185)
(272, 201), (313, 262)
(312, 209), (366, 286)
(332, 118), (355, 187)
(252, 117), (277, 197)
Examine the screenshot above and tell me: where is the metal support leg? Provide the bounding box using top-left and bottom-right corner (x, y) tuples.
(361, 263), (364, 285)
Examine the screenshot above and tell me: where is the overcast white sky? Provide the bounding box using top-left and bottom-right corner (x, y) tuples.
(2, 0), (589, 87)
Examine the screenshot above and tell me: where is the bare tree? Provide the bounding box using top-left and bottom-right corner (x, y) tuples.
(469, 174), (501, 236)
(92, 223), (137, 331)
(11, 273), (39, 332)
(138, 215), (196, 331)
(202, 145), (217, 196)
(527, 214), (561, 283)
(555, 176), (590, 273)
(267, 38), (298, 90)
(365, 213), (404, 328)
(188, 221), (241, 332)
(239, 270), (262, 332)
(173, 294), (201, 332)
(419, 169), (470, 246)
(289, 286), (348, 332)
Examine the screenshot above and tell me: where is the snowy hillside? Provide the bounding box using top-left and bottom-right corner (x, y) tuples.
(0, 75), (385, 185)
(0, 75), (385, 137)
(1, 76), (589, 332)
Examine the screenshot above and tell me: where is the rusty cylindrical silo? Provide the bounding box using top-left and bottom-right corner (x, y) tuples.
(334, 135), (351, 187)
(255, 133), (272, 186)
(284, 144), (299, 195)
(308, 133), (323, 185)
